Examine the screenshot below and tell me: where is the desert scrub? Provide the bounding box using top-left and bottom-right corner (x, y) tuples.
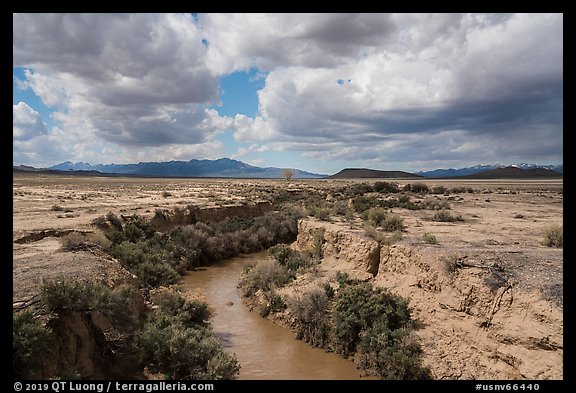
(364, 225), (402, 245)
(362, 209), (405, 232)
(404, 183), (429, 193)
(422, 232), (438, 244)
(430, 185), (448, 195)
(358, 323), (431, 379)
(373, 181), (400, 193)
(13, 311), (53, 379)
(380, 215), (405, 232)
(61, 232), (89, 251)
(106, 211), (124, 231)
(310, 206), (332, 221)
(331, 281), (412, 357)
(440, 254), (463, 275)
(40, 279), (138, 326)
(239, 259), (293, 297)
(363, 207), (388, 227)
(136, 287), (239, 380)
(268, 244), (316, 273)
(289, 287), (331, 347)
(61, 232), (111, 251)
(432, 210), (463, 222)
(542, 224), (563, 248)
(108, 210), (299, 288)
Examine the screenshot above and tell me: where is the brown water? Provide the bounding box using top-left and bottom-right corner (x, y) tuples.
(179, 252), (370, 380)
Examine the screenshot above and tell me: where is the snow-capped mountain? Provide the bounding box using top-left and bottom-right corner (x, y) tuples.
(417, 163), (563, 178)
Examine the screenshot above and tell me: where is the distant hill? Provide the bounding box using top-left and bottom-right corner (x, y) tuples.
(38, 158), (327, 179)
(13, 166), (115, 177)
(417, 163), (563, 178)
(328, 168), (422, 179)
(458, 166), (562, 179)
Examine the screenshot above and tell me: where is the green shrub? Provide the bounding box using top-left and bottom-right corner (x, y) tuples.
(61, 232), (89, 251)
(373, 181), (399, 193)
(132, 261), (180, 288)
(41, 279), (138, 326)
(268, 244), (292, 265)
(422, 232), (438, 244)
(352, 196), (383, 213)
(430, 185), (448, 195)
(406, 183), (429, 193)
(311, 207), (332, 221)
(13, 311), (53, 379)
(450, 186), (466, 193)
(421, 199), (450, 210)
(106, 211), (123, 231)
(290, 288), (331, 347)
(136, 288), (239, 380)
(332, 282), (411, 357)
(349, 183), (374, 196)
(239, 259), (292, 297)
(381, 215), (405, 232)
(363, 208), (388, 227)
(269, 244), (314, 273)
(542, 224), (563, 248)
(149, 287), (212, 329)
(358, 323), (431, 380)
(432, 210), (463, 222)
(332, 201), (352, 217)
(260, 290), (287, 317)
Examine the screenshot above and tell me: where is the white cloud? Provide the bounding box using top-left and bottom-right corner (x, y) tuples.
(13, 102), (48, 140)
(14, 13), (230, 153)
(13, 13), (563, 171)
(216, 13), (562, 169)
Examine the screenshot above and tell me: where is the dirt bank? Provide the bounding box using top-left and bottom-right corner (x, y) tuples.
(292, 218), (563, 379)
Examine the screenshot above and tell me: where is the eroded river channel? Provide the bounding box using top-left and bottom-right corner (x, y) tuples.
(179, 252), (370, 380)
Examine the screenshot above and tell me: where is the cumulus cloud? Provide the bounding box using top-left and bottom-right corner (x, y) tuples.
(199, 13), (398, 73)
(208, 13), (562, 170)
(13, 102), (48, 140)
(13, 13), (562, 170)
(13, 13), (229, 155)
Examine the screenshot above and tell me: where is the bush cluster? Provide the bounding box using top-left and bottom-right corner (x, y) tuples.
(239, 245), (318, 316)
(432, 210), (464, 222)
(284, 276), (431, 379)
(542, 224), (563, 248)
(289, 288), (331, 348)
(135, 287), (239, 380)
(107, 211), (299, 288)
(40, 279), (138, 327)
(13, 311), (53, 379)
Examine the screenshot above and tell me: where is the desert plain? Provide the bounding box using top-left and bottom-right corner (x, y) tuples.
(13, 173), (563, 379)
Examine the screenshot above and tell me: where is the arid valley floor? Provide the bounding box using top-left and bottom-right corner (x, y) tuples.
(13, 173), (563, 380)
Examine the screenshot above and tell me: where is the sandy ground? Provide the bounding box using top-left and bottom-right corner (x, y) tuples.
(13, 174), (562, 302)
(13, 174), (563, 378)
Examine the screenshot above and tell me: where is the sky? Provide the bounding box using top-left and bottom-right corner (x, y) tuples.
(13, 13), (563, 174)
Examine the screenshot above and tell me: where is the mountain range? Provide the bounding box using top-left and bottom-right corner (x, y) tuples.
(46, 158), (326, 179)
(11, 159), (563, 179)
(416, 163), (563, 178)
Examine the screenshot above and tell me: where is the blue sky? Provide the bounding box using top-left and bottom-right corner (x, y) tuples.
(13, 13), (563, 174)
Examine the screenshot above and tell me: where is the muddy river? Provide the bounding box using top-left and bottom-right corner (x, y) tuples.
(179, 252), (370, 380)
